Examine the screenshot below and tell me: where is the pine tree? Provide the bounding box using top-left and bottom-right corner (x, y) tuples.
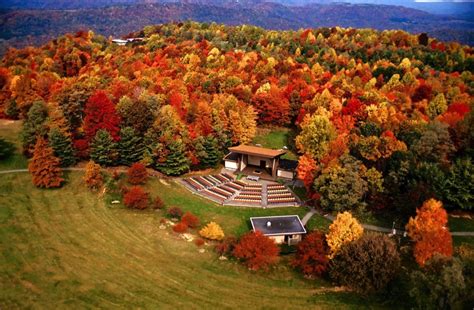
(89, 129), (117, 166)
(155, 139), (190, 176)
(0, 138), (15, 160)
(201, 136), (222, 168)
(118, 127), (144, 166)
(21, 101), (48, 156)
(48, 128), (76, 167)
(28, 137), (63, 188)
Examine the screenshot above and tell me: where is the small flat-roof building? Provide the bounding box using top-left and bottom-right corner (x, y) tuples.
(224, 145), (295, 180)
(250, 215), (306, 245)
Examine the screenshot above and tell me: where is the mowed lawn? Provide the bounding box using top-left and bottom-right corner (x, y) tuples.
(0, 172), (387, 309)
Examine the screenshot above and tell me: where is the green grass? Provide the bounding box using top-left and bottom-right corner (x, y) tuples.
(253, 127), (298, 160)
(0, 172), (392, 308)
(0, 120), (27, 170)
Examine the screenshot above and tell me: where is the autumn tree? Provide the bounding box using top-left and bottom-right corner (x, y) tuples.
(233, 231), (280, 271)
(199, 222), (225, 241)
(326, 211), (364, 258)
(48, 128), (76, 167)
(83, 90), (121, 141)
(123, 186), (149, 210)
(28, 137), (64, 188)
(83, 160), (103, 190)
(296, 154), (318, 193)
(329, 233), (401, 294)
(406, 199), (453, 266)
(89, 129), (117, 166)
(127, 162), (148, 185)
(292, 231), (329, 278)
(296, 114), (334, 159)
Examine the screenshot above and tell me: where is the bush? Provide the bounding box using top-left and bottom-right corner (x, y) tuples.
(127, 162), (148, 185)
(329, 233), (400, 294)
(181, 212), (200, 228)
(215, 236), (237, 256)
(200, 222), (225, 241)
(195, 238), (205, 247)
(123, 186), (149, 210)
(292, 231), (329, 278)
(152, 196), (165, 209)
(0, 137), (15, 160)
(167, 206), (183, 219)
(409, 254), (466, 309)
(83, 160), (103, 190)
(232, 231), (280, 271)
(173, 222), (188, 233)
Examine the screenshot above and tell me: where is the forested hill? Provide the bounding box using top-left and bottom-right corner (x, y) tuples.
(0, 1), (473, 55)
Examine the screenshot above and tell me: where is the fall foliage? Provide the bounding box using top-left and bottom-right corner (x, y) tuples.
(233, 231), (279, 271)
(292, 231), (329, 278)
(199, 222), (225, 241)
(326, 211), (364, 259)
(406, 199), (453, 266)
(127, 162), (148, 185)
(28, 136), (64, 188)
(83, 160), (103, 190)
(123, 186), (149, 210)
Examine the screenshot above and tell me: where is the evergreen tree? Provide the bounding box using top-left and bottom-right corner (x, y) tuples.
(155, 139), (190, 176)
(89, 129), (117, 166)
(5, 100), (19, 119)
(28, 137), (63, 188)
(0, 138), (15, 160)
(48, 128), (76, 167)
(201, 136), (222, 168)
(21, 101), (48, 156)
(118, 127), (144, 166)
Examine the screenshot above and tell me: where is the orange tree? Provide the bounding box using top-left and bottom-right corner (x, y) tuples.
(83, 160), (103, 190)
(406, 198), (453, 266)
(28, 136), (63, 188)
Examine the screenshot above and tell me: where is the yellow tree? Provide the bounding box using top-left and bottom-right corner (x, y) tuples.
(199, 222), (225, 241)
(326, 211), (364, 258)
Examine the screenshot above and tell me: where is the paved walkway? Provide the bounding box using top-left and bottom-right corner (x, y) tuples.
(303, 208), (474, 237)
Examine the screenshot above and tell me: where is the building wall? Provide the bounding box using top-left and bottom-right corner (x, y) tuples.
(225, 160), (238, 170)
(277, 169), (294, 179)
(248, 155), (271, 168)
(269, 235), (285, 244)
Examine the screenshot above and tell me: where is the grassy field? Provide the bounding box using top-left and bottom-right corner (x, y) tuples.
(0, 120), (27, 170)
(0, 172), (390, 309)
(253, 127), (298, 160)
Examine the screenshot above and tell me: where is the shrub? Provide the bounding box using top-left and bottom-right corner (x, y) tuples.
(167, 206), (183, 219)
(232, 231), (280, 271)
(215, 236), (237, 256)
(292, 231), (329, 278)
(181, 212), (200, 228)
(127, 162), (148, 185)
(326, 211), (364, 258)
(173, 222), (188, 233)
(83, 160), (103, 190)
(406, 198), (453, 266)
(123, 186), (149, 210)
(329, 233), (400, 294)
(200, 222), (225, 241)
(409, 254), (466, 309)
(0, 137), (15, 160)
(152, 196), (165, 209)
(195, 238), (205, 247)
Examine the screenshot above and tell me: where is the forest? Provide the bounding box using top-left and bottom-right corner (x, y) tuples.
(0, 21), (473, 307)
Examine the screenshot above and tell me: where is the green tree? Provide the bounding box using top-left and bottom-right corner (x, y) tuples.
(48, 128), (76, 167)
(427, 93), (447, 119)
(314, 155), (368, 212)
(21, 101), (48, 156)
(440, 158), (474, 210)
(155, 139), (190, 176)
(409, 255), (466, 309)
(118, 127), (144, 166)
(411, 121), (455, 166)
(89, 129), (117, 166)
(0, 138), (15, 160)
(196, 136), (222, 168)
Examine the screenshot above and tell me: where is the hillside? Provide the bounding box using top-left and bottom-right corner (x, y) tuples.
(0, 2), (473, 55)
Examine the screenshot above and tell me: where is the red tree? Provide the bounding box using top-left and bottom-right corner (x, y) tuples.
(83, 90), (121, 141)
(28, 137), (64, 188)
(292, 231), (329, 278)
(232, 231), (279, 271)
(181, 211), (200, 228)
(127, 162), (148, 185)
(123, 186), (149, 210)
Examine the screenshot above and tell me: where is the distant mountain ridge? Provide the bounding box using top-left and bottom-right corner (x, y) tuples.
(0, 1), (473, 55)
